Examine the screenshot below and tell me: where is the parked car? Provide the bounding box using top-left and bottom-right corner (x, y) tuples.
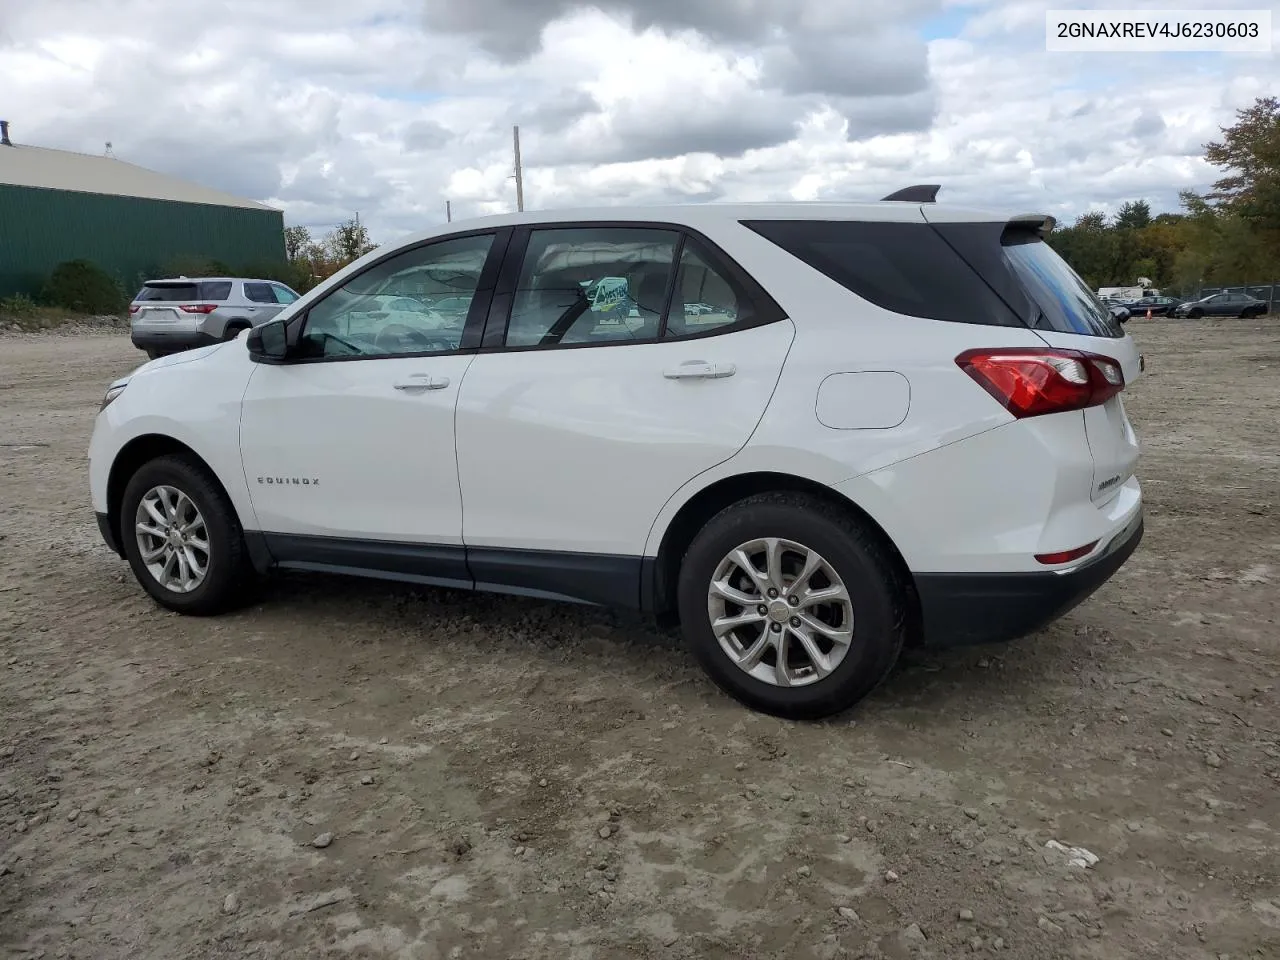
(1121, 295), (1183, 317)
(1172, 291), (1269, 319)
(129, 277), (301, 359)
(90, 195), (1144, 719)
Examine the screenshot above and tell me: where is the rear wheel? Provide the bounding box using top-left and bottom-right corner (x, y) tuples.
(676, 492), (908, 720)
(222, 322), (250, 341)
(145, 349), (162, 360)
(120, 455), (255, 615)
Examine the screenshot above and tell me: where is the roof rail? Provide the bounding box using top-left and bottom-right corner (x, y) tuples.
(880, 184), (941, 203)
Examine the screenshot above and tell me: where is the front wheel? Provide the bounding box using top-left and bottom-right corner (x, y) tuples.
(1188, 309), (1204, 319)
(676, 493), (908, 720)
(119, 454), (255, 615)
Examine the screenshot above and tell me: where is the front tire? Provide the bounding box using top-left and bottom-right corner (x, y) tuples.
(676, 493), (908, 720)
(119, 455), (255, 615)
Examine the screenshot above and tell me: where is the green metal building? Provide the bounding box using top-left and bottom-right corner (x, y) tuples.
(0, 127), (285, 298)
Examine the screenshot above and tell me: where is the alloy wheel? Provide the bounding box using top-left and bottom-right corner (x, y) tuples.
(134, 485), (210, 594)
(706, 537), (855, 687)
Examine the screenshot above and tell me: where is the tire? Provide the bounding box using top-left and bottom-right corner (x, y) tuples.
(1188, 309), (1203, 319)
(145, 349), (162, 360)
(222, 323), (250, 341)
(119, 454), (255, 616)
(676, 492), (908, 720)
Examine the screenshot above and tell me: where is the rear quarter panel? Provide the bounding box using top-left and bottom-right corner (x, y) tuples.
(643, 215), (1054, 559)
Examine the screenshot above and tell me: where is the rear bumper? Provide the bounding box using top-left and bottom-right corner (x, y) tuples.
(914, 511), (1144, 648)
(130, 329), (219, 353)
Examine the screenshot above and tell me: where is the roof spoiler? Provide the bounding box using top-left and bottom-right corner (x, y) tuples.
(1005, 213), (1057, 237)
(880, 184), (941, 203)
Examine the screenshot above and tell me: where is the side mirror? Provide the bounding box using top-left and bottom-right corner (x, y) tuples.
(247, 319), (289, 362)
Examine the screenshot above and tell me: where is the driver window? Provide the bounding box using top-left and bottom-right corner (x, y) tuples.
(298, 234), (494, 359)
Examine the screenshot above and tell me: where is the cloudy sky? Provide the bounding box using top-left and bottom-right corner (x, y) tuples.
(2, 0), (1277, 242)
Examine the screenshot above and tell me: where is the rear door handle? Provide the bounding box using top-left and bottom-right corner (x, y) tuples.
(663, 360), (736, 380)
(393, 374), (450, 391)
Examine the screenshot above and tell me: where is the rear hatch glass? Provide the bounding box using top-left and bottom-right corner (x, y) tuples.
(135, 281), (231, 302)
(998, 231), (1123, 338)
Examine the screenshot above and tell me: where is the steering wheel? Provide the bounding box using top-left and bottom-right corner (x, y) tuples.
(374, 323), (453, 354)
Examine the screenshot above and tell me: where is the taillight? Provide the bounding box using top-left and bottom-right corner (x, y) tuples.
(178, 303), (218, 314)
(955, 348), (1124, 418)
(128, 304), (140, 315)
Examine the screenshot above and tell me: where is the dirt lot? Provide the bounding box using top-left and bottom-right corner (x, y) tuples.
(1, 320), (1277, 960)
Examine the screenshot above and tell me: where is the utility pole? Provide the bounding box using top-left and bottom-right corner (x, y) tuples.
(446, 200), (452, 223)
(513, 125), (525, 212)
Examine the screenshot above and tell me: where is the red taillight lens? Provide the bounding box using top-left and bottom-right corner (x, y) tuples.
(178, 303), (218, 314)
(128, 304), (140, 315)
(1035, 541), (1099, 565)
(956, 348), (1125, 418)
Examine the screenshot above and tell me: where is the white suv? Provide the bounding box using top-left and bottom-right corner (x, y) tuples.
(89, 191), (1144, 719)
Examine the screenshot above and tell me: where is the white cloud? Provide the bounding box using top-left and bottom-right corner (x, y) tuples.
(0, 0), (1276, 243)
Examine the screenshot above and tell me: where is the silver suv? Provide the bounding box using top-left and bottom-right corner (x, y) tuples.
(129, 277), (301, 359)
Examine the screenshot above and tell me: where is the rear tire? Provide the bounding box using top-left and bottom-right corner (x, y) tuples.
(119, 454), (255, 616)
(676, 492), (908, 720)
(222, 323), (250, 341)
(145, 349), (162, 360)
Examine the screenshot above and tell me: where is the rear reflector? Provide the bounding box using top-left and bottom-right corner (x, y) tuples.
(178, 303), (218, 314)
(1035, 541), (1099, 565)
(955, 348), (1124, 418)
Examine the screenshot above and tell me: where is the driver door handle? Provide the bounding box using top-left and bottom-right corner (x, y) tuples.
(663, 360), (736, 380)
(393, 374), (450, 391)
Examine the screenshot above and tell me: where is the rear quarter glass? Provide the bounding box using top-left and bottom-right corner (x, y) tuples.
(740, 220), (1022, 327)
(199, 281), (233, 301)
(743, 219), (1123, 338)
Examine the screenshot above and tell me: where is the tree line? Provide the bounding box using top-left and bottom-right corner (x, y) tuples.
(279, 218), (376, 293)
(1046, 96), (1280, 295)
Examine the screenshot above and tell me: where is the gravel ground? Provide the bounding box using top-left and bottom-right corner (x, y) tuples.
(0, 320), (1277, 960)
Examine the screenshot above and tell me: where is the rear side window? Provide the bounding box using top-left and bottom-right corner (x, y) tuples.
(741, 220), (1022, 328)
(243, 282), (276, 303)
(505, 227), (681, 347)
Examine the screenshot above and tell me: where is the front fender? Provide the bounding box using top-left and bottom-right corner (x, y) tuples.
(88, 348), (258, 532)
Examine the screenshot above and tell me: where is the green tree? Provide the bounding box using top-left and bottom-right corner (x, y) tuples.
(1204, 95), (1280, 229)
(1075, 211), (1107, 232)
(284, 225), (313, 261)
(324, 218), (375, 264)
(1113, 200), (1152, 230)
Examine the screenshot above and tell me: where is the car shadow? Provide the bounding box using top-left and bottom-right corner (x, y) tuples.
(243, 570), (1118, 725)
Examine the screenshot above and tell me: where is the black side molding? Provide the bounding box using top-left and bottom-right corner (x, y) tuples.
(881, 184), (941, 203)
(251, 533), (646, 609)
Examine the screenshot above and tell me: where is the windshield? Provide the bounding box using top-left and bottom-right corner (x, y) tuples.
(1002, 234), (1123, 338)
